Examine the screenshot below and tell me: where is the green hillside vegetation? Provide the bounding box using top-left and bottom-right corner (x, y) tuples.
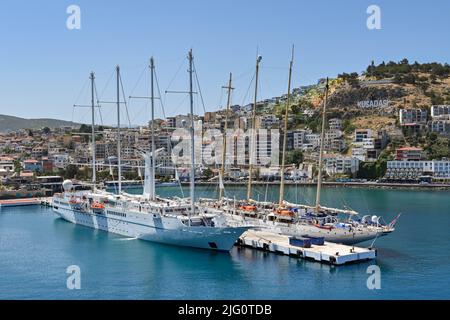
(365, 59), (450, 81)
(0, 114), (80, 132)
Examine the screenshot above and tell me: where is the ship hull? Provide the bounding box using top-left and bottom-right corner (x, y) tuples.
(224, 214), (388, 245)
(53, 205), (246, 251)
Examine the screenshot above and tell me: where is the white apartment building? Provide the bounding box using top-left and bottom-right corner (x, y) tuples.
(0, 157), (14, 180)
(352, 147), (367, 162)
(257, 114), (279, 129)
(329, 118), (342, 130)
(354, 129), (373, 143)
(431, 105), (450, 119)
(53, 154), (69, 169)
(429, 120), (450, 134)
(386, 160), (450, 180)
(399, 108), (428, 125)
(324, 155), (360, 176)
(292, 130), (307, 150)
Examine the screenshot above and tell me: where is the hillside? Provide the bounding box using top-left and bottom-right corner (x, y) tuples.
(0, 114), (80, 132)
(268, 59), (450, 166)
(280, 60), (450, 131)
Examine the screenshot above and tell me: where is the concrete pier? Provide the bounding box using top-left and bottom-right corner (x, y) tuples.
(237, 230), (376, 265)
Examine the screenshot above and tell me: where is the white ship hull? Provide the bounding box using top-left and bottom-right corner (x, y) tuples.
(224, 214), (388, 245)
(53, 204), (246, 251)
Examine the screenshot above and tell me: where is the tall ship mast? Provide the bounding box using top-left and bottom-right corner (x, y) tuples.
(315, 77), (329, 212)
(89, 72), (97, 187)
(279, 46), (294, 207)
(116, 66), (122, 194)
(247, 55), (262, 201)
(219, 73), (233, 201)
(188, 50), (196, 220)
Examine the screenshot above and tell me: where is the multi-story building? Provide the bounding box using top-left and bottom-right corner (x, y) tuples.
(352, 129), (388, 162)
(53, 154), (70, 169)
(0, 156), (14, 181)
(324, 154), (360, 176)
(22, 159), (42, 172)
(329, 118), (342, 130)
(352, 147), (367, 162)
(429, 120), (450, 134)
(395, 147), (423, 161)
(41, 157), (53, 172)
(399, 108), (428, 125)
(431, 105), (450, 119)
(257, 114), (279, 129)
(354, 129), (373, 143)
(156, 151), (175, 176)
(292, 130), (307, 150)
(385, 160), (450, 181)
(31, 145), (47, 158)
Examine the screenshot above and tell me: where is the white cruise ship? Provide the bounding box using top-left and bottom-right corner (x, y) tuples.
(52, 53), (249, 251)
(53, 182), (248, 251)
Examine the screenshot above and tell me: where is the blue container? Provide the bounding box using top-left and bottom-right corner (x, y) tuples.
(302, 235), (325, 246)
(289, 237), (311, 248)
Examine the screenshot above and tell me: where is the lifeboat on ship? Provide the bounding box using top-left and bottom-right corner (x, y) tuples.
(239, 205), (257, 212)
(312, 219), (334, 230)
(69, 198), (83, 210)
(91, 202), (105, 214)
(275, 208), (296, 221)
(238, 205), (257, 217)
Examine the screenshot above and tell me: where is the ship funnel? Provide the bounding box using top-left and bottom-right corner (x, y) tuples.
(142, 152), (154, 200)
(142, 148), (164, 200)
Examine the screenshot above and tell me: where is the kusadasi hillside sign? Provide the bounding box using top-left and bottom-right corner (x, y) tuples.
(357, 99), (390, 109)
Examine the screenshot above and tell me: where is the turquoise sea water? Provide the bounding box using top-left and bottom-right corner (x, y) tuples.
(1, 185), (449, 299)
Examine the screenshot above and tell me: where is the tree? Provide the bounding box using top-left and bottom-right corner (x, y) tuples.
(65, 165), (79, 179)
(42, 127), (51, 135)
(14, 160), (22, 174)
(343, 119), (356, 134)
(202, 168), (214, 180)
(286, 150), (303, 166)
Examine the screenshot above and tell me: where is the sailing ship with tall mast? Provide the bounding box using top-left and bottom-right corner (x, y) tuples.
(200, 50), (399, 245)
(52, 53), (249, 251)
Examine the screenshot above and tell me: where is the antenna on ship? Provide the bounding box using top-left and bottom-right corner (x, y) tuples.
(315, 77), (329, 212)
(247, 55), (262, 201)
(219, 73), (234, 201)
(279, 45), (295, 207)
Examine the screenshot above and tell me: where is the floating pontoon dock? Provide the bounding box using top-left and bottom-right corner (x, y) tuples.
(237, 230), (376, 265)
(0, 198), (41, 208)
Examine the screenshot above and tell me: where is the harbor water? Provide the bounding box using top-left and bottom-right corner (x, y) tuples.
(1, 185), (449, 299)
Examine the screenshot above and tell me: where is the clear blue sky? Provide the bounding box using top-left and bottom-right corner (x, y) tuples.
(0, 0), (449, 126)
